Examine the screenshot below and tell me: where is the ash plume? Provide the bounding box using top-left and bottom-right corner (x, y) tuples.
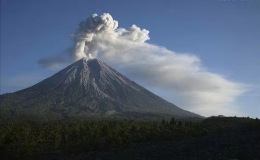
(72, 13), (118, 60)
(38, 13), (248, 116)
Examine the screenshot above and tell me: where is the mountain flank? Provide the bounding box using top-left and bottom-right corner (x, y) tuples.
(0, 58), (201, 119)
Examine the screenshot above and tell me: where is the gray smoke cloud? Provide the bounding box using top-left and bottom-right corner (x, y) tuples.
(39, 13), (149, 69)
(72, 13), (118, 60)
(39, 13), (249, 116)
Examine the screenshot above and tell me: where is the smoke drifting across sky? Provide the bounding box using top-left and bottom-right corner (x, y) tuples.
(39, 13), (248, 116)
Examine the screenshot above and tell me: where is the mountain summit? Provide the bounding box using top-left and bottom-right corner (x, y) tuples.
(0, 58), (200, 119)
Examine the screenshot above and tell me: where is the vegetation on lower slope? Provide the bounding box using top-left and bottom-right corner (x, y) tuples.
(0, 116), (259, 159)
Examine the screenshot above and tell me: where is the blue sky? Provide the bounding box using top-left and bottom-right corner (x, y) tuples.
(1, 0), (259, 117)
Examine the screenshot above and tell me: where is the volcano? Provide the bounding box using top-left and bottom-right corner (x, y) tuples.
(0, 58), (201, 119)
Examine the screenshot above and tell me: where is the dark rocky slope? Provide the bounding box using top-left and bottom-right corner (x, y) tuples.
(0, 58), (200, 119)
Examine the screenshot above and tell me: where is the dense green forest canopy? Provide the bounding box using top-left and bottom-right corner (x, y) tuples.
(0, 116), (259, 159)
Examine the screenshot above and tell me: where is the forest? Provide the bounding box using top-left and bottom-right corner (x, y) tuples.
(0, 116), (259, 159)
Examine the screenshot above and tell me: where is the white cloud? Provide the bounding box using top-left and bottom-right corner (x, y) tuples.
(92, 34), (248, 116)
(38, 13), (249, 116)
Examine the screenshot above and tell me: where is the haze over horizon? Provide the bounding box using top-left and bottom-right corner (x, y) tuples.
(1, 0), (259, 118)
